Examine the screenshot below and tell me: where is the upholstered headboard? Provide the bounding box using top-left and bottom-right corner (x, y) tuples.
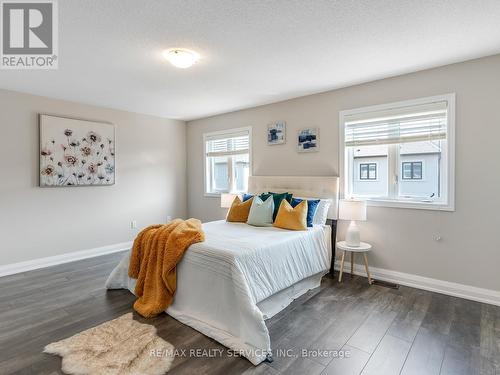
(247, 176), (339, 219)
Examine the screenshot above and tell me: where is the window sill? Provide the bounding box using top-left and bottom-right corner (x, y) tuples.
(204, 192), (223, 198)
(362, 198), (455, 212)
(204, 192), (244, 198)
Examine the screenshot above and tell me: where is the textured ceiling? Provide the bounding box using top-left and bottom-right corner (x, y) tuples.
(1, 0), (500, 121)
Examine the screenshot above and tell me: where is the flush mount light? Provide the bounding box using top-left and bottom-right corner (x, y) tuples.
(162, 48), (200, 69)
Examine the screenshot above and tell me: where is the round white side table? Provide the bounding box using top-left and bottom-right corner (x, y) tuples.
(337, 241), (373, 284)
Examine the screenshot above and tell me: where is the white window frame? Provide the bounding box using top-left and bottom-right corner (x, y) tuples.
(203, 126), (252, 197)
(339, 94), (455, 211)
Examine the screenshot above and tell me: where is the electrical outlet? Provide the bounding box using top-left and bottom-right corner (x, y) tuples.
(131, 220), (137, 229)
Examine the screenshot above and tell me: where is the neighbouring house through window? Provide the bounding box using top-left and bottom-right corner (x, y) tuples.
(340, 94), (455, 210)
(204, 127), (251, 195)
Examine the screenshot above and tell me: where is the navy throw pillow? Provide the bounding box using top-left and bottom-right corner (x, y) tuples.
(291, 198), (320, 227)
(242, 194), (254, 202)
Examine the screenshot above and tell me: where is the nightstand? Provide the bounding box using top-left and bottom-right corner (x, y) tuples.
(337, 241), (372, 284)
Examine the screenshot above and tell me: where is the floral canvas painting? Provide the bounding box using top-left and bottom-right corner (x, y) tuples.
(267, 121), (286, 145)
(39, 115), (115, 187)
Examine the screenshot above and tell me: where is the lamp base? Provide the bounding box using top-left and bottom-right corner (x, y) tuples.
(345, 220), (361, 247)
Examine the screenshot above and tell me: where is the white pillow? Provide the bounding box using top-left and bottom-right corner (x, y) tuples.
(312, 199), (332, 225)
(293, 196), (332, 225)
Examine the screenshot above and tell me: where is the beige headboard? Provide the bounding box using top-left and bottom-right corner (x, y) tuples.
(247, 176), (339, 219)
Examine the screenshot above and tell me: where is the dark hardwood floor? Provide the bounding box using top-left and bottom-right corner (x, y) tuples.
(0, 252), (499, 375)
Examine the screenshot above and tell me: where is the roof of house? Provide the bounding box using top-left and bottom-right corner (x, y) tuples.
(353, 141), (441, 157)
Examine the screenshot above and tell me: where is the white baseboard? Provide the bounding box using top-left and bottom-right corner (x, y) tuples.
(335, 260), (500, 307)
(0, 242), (132, 278)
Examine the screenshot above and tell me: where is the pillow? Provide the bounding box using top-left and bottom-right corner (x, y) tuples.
(260, 192), (293, 220)
(273, 200), (308, 230)
(226, 196), (253, 222)
(291, 198), (320, 227)
(312, 199), (332, 225)
(293, 197), (332, 225)
(247, 195), (274, 226)
(268, 191), (293, 203)
(242, 193), (254, 202)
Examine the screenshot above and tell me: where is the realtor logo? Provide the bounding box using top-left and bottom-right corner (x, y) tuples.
(1, 0), (58, 69)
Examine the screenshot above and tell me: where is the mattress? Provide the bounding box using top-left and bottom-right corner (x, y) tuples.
(106, 220), (331, 364)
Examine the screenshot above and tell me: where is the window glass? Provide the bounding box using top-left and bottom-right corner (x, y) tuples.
(360, 164), (368, 179)
(233, 154), (249, 192)
(368, 164), (377, 179)
(204, 128), (251, 194)
(413, 162), (422, 179)
(402, 163), (412, 179)
(342, 95), (454, 209)
(398, 140), (442, 199)
(352, 145), (388, 197)
(212, 156), (229, 192)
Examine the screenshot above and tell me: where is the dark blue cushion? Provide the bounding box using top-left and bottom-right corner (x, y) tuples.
(291, 198), (320, 227)
(242, 193), (254, 202)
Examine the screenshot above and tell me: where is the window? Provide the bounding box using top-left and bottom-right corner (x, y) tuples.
(340, 94), (455, 211)
(204, 127), (251, 195)
(402, 161), (422, 180)
(360, 163), (377, 180)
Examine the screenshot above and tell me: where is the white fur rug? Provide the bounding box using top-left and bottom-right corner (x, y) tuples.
(44, 313), (174, 375)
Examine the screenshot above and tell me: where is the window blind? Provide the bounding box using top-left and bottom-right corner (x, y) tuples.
(205, 131), (249, 157)
(344, 101), (447, 147)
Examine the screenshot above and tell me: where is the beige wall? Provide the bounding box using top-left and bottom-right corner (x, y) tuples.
(0, 89), (187, 266)
(187, 54), (500, 291)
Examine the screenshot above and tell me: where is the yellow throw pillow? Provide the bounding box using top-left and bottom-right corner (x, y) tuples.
(273, 199), (308, 230)
(226, 196), (253, 222)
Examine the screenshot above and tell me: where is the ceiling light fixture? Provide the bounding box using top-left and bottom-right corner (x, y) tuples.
(163, 48), (200, 69)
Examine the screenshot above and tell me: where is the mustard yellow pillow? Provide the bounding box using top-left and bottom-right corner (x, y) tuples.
(226, 196), (253, 222)
(273, 200), (308, 230)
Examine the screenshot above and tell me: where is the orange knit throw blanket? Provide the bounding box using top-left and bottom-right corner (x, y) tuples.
(128, 218), (205, 318)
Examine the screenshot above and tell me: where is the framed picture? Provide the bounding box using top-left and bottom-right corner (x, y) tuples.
(39, 114), (115, 187)
(267, 121), (286, 145)
(297, 128), (319, 153)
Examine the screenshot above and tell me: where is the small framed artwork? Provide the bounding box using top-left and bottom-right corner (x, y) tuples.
(267, 121), (286, 145)
(297, 128), (319, 152)
(39, 114), (115, 187)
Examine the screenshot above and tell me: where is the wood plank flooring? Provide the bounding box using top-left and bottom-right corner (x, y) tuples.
(0, 252), (499, 375)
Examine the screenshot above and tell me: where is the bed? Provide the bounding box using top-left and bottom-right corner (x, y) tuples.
(106, 176), (339, 365)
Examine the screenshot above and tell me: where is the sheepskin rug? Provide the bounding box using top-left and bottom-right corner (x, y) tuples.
(44, 313), (174, 375)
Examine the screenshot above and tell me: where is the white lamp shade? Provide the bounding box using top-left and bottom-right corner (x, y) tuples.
(339, 199), (367, 221)
(221, 193), (237, 208)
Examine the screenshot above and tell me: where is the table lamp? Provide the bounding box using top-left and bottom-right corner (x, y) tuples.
(220, 193), (237, 208)
(339, 199), (367, 247)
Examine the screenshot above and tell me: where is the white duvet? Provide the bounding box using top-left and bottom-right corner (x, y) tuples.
(106, 220), (331, 364)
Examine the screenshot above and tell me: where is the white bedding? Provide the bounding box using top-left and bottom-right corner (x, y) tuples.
(106, 220), (331, 364)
